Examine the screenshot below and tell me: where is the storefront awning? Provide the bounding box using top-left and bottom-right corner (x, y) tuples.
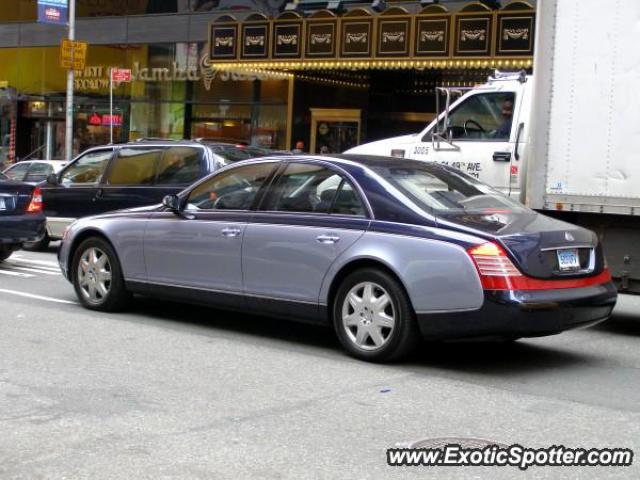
(207, 2), (534, 71)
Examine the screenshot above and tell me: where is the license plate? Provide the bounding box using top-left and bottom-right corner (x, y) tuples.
(557, 248), (580, 271)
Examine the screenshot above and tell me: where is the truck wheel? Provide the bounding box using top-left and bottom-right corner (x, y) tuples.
(71, 237), (130, 312)
(23, 232), (50, 252)
(333, 268), (420, 362)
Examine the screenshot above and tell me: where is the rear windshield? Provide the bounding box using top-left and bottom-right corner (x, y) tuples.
(211, 146), (270, 164)
(372, 164), (526, 213)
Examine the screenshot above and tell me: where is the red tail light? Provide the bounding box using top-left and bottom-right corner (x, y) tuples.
(27, 187), (43, 213)
(467, 242), (522, 290)
(467, 242), (612, 291)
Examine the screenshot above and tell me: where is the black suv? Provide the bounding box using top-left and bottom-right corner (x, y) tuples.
(34, 140), (277, 250)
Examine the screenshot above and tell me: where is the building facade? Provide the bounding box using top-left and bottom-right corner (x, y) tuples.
(0, 0), (534, 163)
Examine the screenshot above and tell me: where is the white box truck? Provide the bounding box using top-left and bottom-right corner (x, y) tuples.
(347, 0), (640, 293)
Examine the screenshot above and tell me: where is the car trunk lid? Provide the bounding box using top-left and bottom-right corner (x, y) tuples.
(0, 181), (36, 216)
(437, 210), (604, 280)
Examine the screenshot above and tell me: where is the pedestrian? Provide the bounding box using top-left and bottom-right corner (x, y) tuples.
(292, 140), (305, 154)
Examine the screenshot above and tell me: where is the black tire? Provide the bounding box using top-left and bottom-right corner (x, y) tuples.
(23, 232), (50, 252)
(0, 249), (12, 263)
(71, 236), (130, 312)
(332, 268), (420, 362)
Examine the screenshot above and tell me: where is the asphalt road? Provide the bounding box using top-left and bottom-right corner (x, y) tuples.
(1, 247), (639, 479)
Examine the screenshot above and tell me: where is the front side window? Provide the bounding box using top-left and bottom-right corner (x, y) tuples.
(156, 147), (204, 185)
(444, 92), (515, 141)
(61, 150), (113, 186)
(106, 148), (163, 186)
(186, 162), (276, 211)
(4, 162), (30, 181)
(263, 162), (366, 216)
(375, 164), (526, 213)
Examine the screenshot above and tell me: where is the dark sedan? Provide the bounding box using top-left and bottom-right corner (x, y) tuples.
(58, 155), (617, 362)
(0, 172), (46, 262)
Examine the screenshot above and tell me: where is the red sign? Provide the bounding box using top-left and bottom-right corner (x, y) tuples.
(88, 113), (122, 127)
(88, 113), (102, 126)
(102, 114), (122, 126)
(111, 68), (132, 83)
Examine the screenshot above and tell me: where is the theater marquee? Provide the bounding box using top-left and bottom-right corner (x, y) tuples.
(208, 4), (535, 69)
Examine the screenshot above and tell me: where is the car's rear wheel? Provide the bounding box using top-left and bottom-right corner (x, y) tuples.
(23, 232), (50, 252)
(0, 248), (13, 263)
(71, 237), (130, 312)
(333, 268), (420, 362)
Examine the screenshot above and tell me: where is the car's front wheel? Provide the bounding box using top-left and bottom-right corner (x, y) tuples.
(333, 268), (420, 362)
(71, 237), (130, 312)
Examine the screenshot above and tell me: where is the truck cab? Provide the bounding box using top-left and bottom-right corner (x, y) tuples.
(347, 71), (532, 199)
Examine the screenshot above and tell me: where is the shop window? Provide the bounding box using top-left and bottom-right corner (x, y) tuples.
(155, 146), (204, 185)
(186, 162), (276, 211)
(106, 148), (162, 185)
(61, 149), (113, 186)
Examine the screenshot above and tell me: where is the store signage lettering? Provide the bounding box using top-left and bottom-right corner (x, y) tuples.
(38, 0), (68, 26)
(73, 59), (275, 92)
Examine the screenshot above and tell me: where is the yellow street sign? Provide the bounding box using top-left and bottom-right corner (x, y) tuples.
(60, 39), (88, 70)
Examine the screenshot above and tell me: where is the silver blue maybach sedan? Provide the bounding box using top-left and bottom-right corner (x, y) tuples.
(58, 155), (616, 362)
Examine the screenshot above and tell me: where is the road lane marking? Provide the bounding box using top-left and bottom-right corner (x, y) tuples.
(0, 289), (78, 305)
(0, 269), (34, 278)
(11, 255), (60, 268)
(11, 266), (61, 276)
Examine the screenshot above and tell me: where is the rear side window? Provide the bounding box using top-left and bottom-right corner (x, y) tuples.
(263, 162), (366, 216)
(24, 163), (53, 182)
(155, 147), (203, 185)
(106, 148), (162, 186)
(61, 150), (112, 186)
(4, 162), (30, 181)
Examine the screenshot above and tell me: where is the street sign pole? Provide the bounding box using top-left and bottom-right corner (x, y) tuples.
(64, 0), (75, 162)
(109, 68), (113, 144)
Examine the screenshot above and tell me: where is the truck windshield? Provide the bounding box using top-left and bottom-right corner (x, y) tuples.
(374, 164), (525, 213)
(445, 92), (515, 141)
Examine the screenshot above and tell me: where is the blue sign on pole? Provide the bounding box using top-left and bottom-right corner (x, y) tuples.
(38, 0), (68, 25)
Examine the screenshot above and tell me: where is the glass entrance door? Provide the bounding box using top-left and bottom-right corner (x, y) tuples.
(310, 108), (361, 154)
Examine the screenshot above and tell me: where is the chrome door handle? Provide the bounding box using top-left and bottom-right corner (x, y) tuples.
(221, 227), (242, 237)
(316, 234), (340, 244)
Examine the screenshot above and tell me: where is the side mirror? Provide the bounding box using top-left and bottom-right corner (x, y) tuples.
(46, 173), (59, 185)
(162, 194), (181, 212)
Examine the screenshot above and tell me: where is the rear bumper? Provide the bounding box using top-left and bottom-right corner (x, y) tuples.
(417, 282), (617, 340)
(0, 213), (46, 247)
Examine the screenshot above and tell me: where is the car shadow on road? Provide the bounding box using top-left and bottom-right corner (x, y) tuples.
(122, 296), (597, 373)
(592, 312), (640, 337)
(405, 340), (597, 375)
(127, 297), (339, 352)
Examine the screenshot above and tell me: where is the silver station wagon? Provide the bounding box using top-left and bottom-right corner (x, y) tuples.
(58, 155), (617, 362)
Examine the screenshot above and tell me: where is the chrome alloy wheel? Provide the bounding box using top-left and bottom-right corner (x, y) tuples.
(77, 247), (112, 304)
(341, 282), (396, 351)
